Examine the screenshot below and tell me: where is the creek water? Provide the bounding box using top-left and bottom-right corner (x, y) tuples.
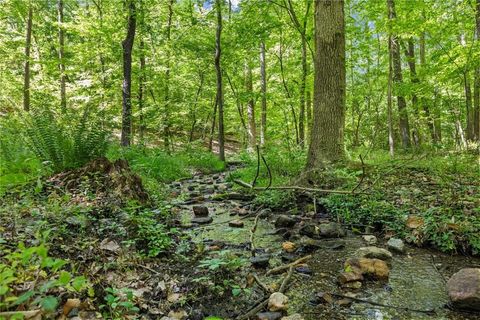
(171, 167), (480, 320)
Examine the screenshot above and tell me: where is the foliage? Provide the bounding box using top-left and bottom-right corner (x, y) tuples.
(100, 287), (140, 319)
(0, 238), (89, 313)
(198, 250), (246, 272)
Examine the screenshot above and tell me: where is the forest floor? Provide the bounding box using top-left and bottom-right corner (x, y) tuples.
(1, 149), (479, 320)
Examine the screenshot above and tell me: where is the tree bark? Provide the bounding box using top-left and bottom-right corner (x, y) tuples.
(121, 0), (136, 147)
(260, 41), (267, 146)
(306, 0), (346, 168)
(215, 0), (225, 161)
(58, 0), (66, 112)
(464, 71), (474, 142)
(387, 0), (411, 149)
(474, 0), (480, 141)
(138, 38), (146, 142)
(245, 60), (256, 152)
(306, 90), (312, 139)
(419, 29), (437, 143)
(163, 0), (174, 151)
(387, 35), (395, 157)
(23, 5), (33, 112)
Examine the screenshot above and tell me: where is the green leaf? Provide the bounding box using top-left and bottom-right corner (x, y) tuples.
(231, 288), (242, 296)
(14, 290), (35, 305)
(40, 296), (58, 311)
(71, 276), (87, 291)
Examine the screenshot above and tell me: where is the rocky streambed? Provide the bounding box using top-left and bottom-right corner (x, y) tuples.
(167, 165), (480, 320)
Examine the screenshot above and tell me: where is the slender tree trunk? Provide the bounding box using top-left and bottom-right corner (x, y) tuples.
(405, 38), (421, 146)
(474, 0), (480, 141)
(260, 41), (267, 146)
(121, 0), (136, 147)
(299, 34), (307, 148)
(464, 71), (474, 141)
(163, 0), (174, 151)
(209, 98), (218, 152)
(215, 0), (225, 161)
(306, 0), (346, 168)
(387, 36), (395, 157)
(245, 61), (256, 152)
(23, 5), (33, 112)
(387, 0), (411, 149)
(138, 39), (146, 142)
(189, 71), (204, 142)
(58, 0), (66, 112)
(419, 23), (436, 143)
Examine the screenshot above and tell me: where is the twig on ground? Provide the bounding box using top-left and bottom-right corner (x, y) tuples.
(279, 266), (294, 293)
(266, 255), (312, 276)
(329, 292), (436, 314)
(233, 179), (367, 195)
(250, 208), (267, 257)
(253, 273), (271, 293)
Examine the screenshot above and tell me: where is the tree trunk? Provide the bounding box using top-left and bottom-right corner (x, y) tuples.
(58, 0), (66, 112)
(405, 38), (421, 146)
(215, 0), (225, 161)
(299, 34), (307, 148)
(474, 0), (480, 141)
(23, 5), (33, 112)
(306, 0), (346, 168)
(464, 71), (474, 141)
(387, 36), (395, 157)
(121, 0), (136, 147)
(260, 41), (267, 146)
(245, 61), (256, 152)
(387, 0), (411, 149)
(189, 71), (204, 142)
(306, 90), (312, 139)
(163, 0), (174, 151)
(138, 39), (146, 142)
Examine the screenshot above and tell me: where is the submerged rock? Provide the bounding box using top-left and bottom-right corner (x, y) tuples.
(275, 215), (297, 228)
(268, 292), (289, 312)
(191, 216), (213, 224)
(228, 220), (244, 228)
(387, 238), (405, 253)
(355, 246), (392, 261)
(447, 268), (480, 311)
(338, 271), (364, 284)
(345, 258), (390, 280)
(256, 312), (283, 320)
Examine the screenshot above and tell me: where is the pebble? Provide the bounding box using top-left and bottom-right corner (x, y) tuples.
(250, 255), (270, 268)
(387, 238), (405, 253)
(228, 220), (244, 228)
(268, 292), (289, 312)
(192, 205), (209, 217)
(191, 217), (213, 224)
(256, 312), (283, 320)
(362, 235), (377, 245)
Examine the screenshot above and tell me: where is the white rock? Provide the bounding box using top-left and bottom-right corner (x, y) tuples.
(362, 235), (377, 245)
(268, 292), (289, 312)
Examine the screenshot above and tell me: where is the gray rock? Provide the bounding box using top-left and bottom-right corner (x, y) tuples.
(299, 224), (319, 238)
(268, 292), (289, 312)
(362, 235), (377, 245)
(191, 216), (213, 224)
(192, 206), (209, 217)
(387, 238), (405, 253)
(275, 215), (297, 228)
(319, 222), (345, 238)
(355, 246), (392, 261)
(251, 255), (270, 268)
(447, 268), (480, 311)
(256, 312), (283, 320)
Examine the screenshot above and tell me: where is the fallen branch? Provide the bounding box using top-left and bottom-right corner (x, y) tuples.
(249, 209), (267, 257)
(253, 274), (271, 293)
(266, 255), (312, 276)
(233, 179), (367, 195)
(237, 299), (269, 320)
(329, 292), (436, 314)
(279, 266), (294, 293)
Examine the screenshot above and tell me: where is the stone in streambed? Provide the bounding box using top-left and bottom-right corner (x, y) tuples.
(191, 216), (213, 225)
(268, 292), (288, 312)
(345, 258), (389, 280)
(387, 238), (405, 253)
(256, 312), (283, 320)
(447, 268), (480, 311)
(338, 271), (364, 284)
(275, 215), (297, 228)
(355, 246), (392, 261)
(362, 235), (377, 245)
(192, 205), (209, 217)
(341, 281), (362, 289)
(281, 314), (304, 320)
(319, 222), (346, 238)
(251, 255), (270, 268)
(228, 220), (244, 228)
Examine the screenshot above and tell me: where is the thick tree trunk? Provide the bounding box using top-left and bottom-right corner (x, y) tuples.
(215, 0), (225, 161)
(121, 0), (136, 147)
(387, 0), (411, 149)
(474, 0), (480, 141)
(306, 0), (346, 168)
(299, 35), (307, 148)
(245, 61), (256, 152)
(23, 5), (33, 112)
(58, 0), (66, 112)
(260, 41), (267, 146)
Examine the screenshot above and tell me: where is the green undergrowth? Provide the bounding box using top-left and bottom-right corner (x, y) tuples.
(234, 148), (480, 254)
